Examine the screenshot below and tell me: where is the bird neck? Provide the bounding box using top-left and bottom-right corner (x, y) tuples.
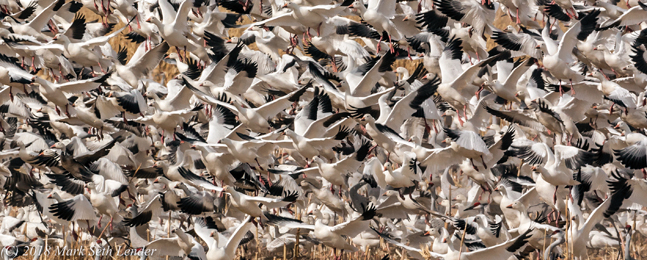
(227, 189), (240, 200)
(58, 36), (72, 47)
(148, 17), (164, 29)
(398, 70), (410, 81)
(355, 3), (367, 14)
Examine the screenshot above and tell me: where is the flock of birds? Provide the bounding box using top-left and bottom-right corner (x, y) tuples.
(3, 0), (647, 259)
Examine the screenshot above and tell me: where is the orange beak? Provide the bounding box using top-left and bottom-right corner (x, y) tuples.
(506, 204), (513, 208)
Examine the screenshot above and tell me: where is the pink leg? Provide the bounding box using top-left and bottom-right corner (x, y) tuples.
(461, 105), (467, 126)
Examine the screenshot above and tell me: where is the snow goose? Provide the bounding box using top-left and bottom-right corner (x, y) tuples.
(249, 1), (352, 39)
(293, 87), (333, 135)
(436, 38), (504, 125)
(504, 200), (559, 248)
(378, 225), (533, 260)
(14, 140), (60, 170)
(284, 126), (352, 164)
(34, 73), (111, 116)
(362, 75), (441, 131)
(434, 0), (496, 36)
(104, 41), (170, 87)
(192, 5), (240, 38)
(306, 36), (369, 72)
(190, 144), (237, 184)
(144, 77), (195, 112)
(264, 206), (376, 260)
(239, 26), (290, 62)
(344, 50), (397, 97)
(1, 0), (65, 42)
(188, 82), (309, 133)
(566, 196), (613, 259)
(300, 180), (346, 214)
(122, 194), (163, 227)
(85, 180), (123, 230)
(198, 215), (254, 260)
(138, 228), (194, 257)
(0, 54), (36, 93)
(223, 186), (294, 221)
(602, 168), (647, 216)
(359, 0), (403, 52)
(381, 152), (420, 191)
(175, 181), (221, 216)
(542, 10), (599, 92)
(484, 58), (535, 105)
(485, 99), (565, 141)
(599, 2), (647, 29)
(491, 29), (545, 59)
(48, 193), (97, 223)
(310, 138), (372, 192)
(221, 58), (259, 96)
(59, 98), (117, 138)
(216, 135), (289, 170)
(359, 113), (412, 160)
(381, 189), (434, 215)
(591, 70), (636, 112)
(32, 106), (78, 138)
(145, 0), (194, 59)
(98, 89), (148, 120)
(508, 141), (594, 184)
(442, 123), (492, 170)
(16, 22), (127, 73)
(134, 103), (203, 142)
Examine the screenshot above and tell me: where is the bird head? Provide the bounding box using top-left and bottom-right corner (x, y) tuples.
(383, 162), (391, 171)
